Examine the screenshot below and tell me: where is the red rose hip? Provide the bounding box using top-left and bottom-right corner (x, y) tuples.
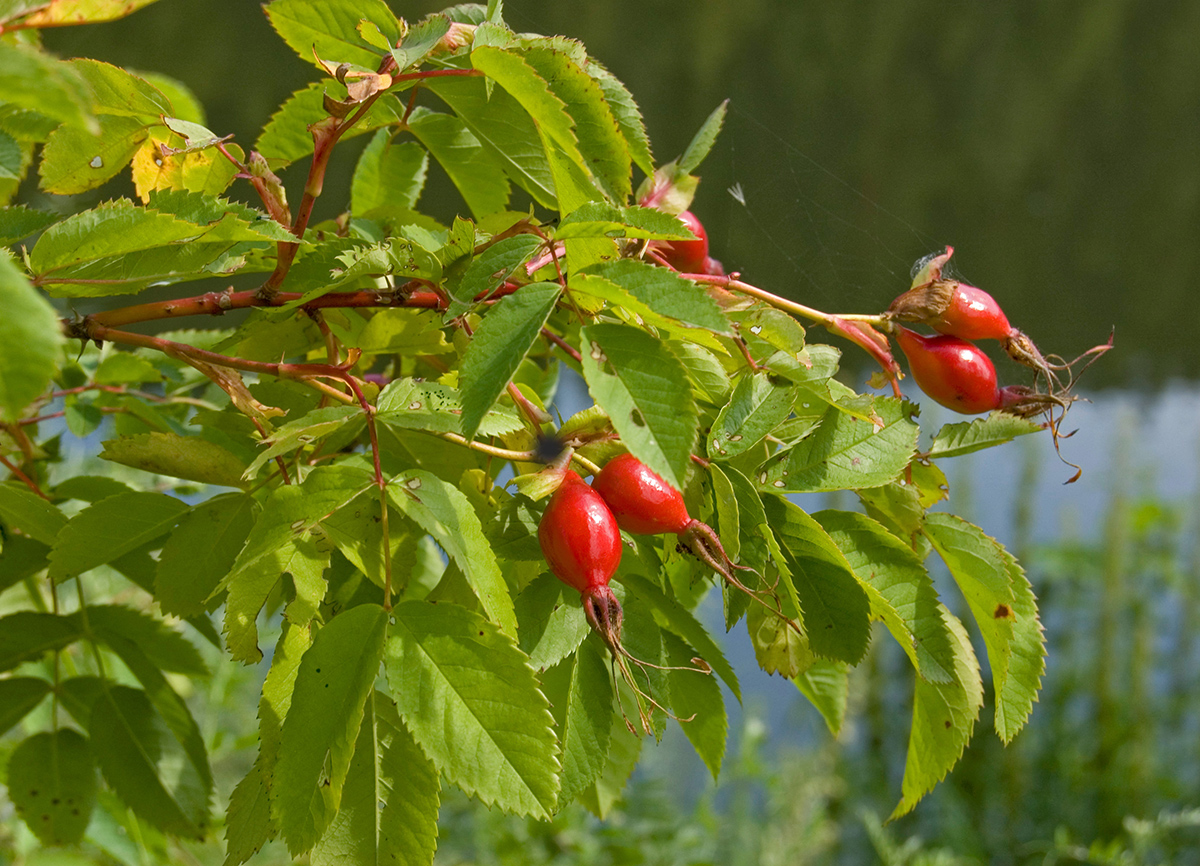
(659, 210), (711, 275)
(895, 327), (1000, 415)
(538, 470), (623, 593)
(593, 453), (691, 535)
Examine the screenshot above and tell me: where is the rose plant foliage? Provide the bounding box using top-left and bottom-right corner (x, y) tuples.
(0, 0), (1103, 862)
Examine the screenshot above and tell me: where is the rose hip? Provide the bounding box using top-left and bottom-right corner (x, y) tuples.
(895, 327), (1000, 415)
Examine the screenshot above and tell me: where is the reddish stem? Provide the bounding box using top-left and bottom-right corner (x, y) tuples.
(0, 453), (48, 500)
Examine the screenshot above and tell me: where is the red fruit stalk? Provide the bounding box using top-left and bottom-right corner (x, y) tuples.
(895, 327), (1000, 415)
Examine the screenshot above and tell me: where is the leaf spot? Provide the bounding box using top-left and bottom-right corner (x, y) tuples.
(728, 434), (743, 442)
(994, 603), (1013, 619)
(773, 480), (785, 488)
(406, 477), (422, 490)
(408, 401), (423, 410)
(290, 519), (306, 533)
(758, 472), (768, 484)
(589, 341), (606, 363)
(750, 325), (762, 335)
(89, 156), (103, 168)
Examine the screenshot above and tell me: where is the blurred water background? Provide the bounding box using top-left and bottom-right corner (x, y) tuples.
(27, 1), (1200, 862)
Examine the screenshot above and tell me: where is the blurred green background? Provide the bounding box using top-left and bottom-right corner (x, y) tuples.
(9, 1), (1198, 864)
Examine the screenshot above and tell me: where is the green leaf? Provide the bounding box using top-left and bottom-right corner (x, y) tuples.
(220, 466), (370, 662)
(581, 259), (730, 333)
(377, 378), (522, 438)
(0, 482), (66, 545)
(311, 694), (442, 866)
(0, 204), (59, 245)
(541, 636), (612, 809)
(48, 491), (188, 582)
(762, 495), (872, 665)
(7, 729), (96, 845)
(0, 43), (94, 131)
(587, 62), (653, 176)
(258, 621), (311, 774)
(577, 709), (642, 819)
(0, 612), (80, 671)
(794, 659), (849, 736)
(459, 282), (560, 439)
(677, 99), (728, 175)
(256, 83), (402, 166)
(708, 372), (795, 461)
(890, 608), (984, 819)
(406, 107), (510, 219)
(90, 685), (209, 838)
(82, 605), (207, 675)
(389, 13), (451, 72)
(579, 322), (697, 491)
(0, 252), (63, 421)
(756, 397), (919, 493)
(243, 405), (364, 478)
(222, 761), (272, 866)
(15, 0), (162, 27)
(619, 571), (740, 702)
(352, 129), (428, 214)
(663, 630), (726, 781)
(147, 188), (298, 242)
(424, 73), (555, 208)
(926, 514), (1044, 742)
(100, 432), (249, 488)
(0, 535), (49, 595)
(38, 114), (148, 194)
(522, 46), (631, 202)
(926, 412), (1043, 459)
(557, 202), (695, 240)
(814, 510), (958, 684)
(387, 469), (516, 638)
(155, 493), (255, 617)
(265, 0), (398, 70)
(28, 200), (251, 296)
(274, 603), (389, 855)
(515, 573), (590, 671)
(357, 308), (453, 356)
(0, 677), (50, 736)
(385, 600), (560, 818)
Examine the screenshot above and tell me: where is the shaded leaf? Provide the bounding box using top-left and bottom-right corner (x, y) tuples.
(794, 659), (849, 736)
(0, 677), (50, 736)
(48, 491), (189, 582)
(664, 631), (726, 781)
(541, 636), (613, 809)
(156, 492), (256, 617)
(7, 729), (96, 845)
(100, 432), (249, 488)
(0, 252), (64, 421)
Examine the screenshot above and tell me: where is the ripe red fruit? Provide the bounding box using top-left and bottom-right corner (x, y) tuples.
(895, 327), (1000, 415)
(888, 280), (1013, 342)
(592, 453), (691, 535)
(538, 471), (623, 593)
(659, 210), (711, 274)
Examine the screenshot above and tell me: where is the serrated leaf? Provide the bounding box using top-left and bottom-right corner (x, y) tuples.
(708, 372), (795, 461)
(376, 378), (523, 438)
(924, 512), (1018, 720)
(523, 46), (630, 202)
(39, 114), (149, 194)
(424, 73), (555, 208)
(814, 510), (957, 684)
(582, 259), (730, 333)
(390, 13), (451, 71)
(794, 659), (849, 736)
(220, 466), (370, 661)
(0, 204), (59, 245)
(0, 483), (66, 547)
(757, 397), (919, 493)
(541, 636), (612, 809)
(927, 412), (1043, 459)
(7, 729), (96, 845)
(82, 605), (207, 675)
(0, 677), (50, 736)
(0, 611), (80, 671)
(459, 282), (560, 439)
(265, 0), (399, 70)
(577, 708), (642, 819)
(256, 83), (402, 166)
(48, 491), (188, 582)
(222, 760), (272, 866)
(455, 233), (541, 308)
(17, 0), (161, 27)
(90, 685), (209, 838)
(386, 600), (560, 817)
(663, 630), (726, 781)
(352, 129), (428, 214)
(387, 469), (516, 637)
(677, 99), (727, 175)
(147, 188), (297, 242)
(515, 573), (590, 671)
(311, 694), (441, 866)
(0, 252), (63, 420)
(926, 514), (1043, 742)
(0, 535), (48, 596)
(155, 493), (255, 617)
(620, 571), (740, 702)
(587, 62), (653, 176)
(579, 322), (696, 491)
(274, 603), (389, 855)
(244, 405), (364, 478)
(890, 607), (983, 819)
(762, 495), (871, 664)
(406, 107), (511, 219)
(100, 432), (249, 488)
(357, 308), (453, 355)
